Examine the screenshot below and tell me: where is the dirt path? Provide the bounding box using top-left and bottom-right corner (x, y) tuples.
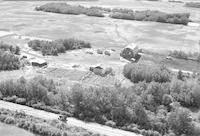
(0, 100), (141, 136)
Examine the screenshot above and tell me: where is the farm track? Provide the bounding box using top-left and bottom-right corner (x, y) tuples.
(0, 100), (141, 136)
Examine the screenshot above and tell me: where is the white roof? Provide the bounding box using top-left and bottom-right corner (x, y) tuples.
(125, 43), (137, 50)
(30, 58), (47, 64)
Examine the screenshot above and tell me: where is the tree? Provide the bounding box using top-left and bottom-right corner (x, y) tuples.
(177, 70), (184, 81)
(167, 108), (194, 135)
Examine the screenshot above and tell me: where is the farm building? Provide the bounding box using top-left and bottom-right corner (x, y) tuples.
(120, 44), (142, 62)
(30, 58), (48, 67)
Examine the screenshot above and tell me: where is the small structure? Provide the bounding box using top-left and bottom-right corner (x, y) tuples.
(89, 65), (113, 77)
(120, 44), (142, 62)
(166, 56), (173, 60)
(30, 58), (48, 67)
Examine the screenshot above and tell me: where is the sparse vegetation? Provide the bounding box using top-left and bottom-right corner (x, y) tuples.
(28, 38), (91, 56)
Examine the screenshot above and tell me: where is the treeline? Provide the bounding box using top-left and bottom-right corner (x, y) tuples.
(35, 3), (105, 17)
(0, 108), (101, 136)
(28, 38), (91, 56)
(0, 76), (71, 115)
(35, 3), (191, 25)
(0, 42), (20, 71)
(110, 10), (190, 25)
(169, 50), (200, 61)
(185, 2), (200, 8)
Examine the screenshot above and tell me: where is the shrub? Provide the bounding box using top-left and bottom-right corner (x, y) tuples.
(4, 117), (15, 124)
(105, 120), (116, 127)
(4, 95), (18, 102)
(15, 98), (26, 105)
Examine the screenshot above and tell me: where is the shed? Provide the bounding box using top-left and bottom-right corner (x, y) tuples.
(30, 58), (47, 67)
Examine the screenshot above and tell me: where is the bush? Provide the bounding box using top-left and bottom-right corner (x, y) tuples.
(4, 117), (15, 124)
(15, 98), (26, 105)
(105, 120), (116, 127)
(3, 95), (18, 102)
